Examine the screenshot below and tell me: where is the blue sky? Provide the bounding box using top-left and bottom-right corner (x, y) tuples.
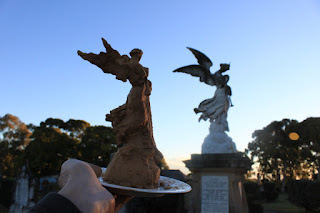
(1, 0), (320, 174)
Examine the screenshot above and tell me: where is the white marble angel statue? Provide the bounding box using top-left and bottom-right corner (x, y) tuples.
(173, 48), (237, 153)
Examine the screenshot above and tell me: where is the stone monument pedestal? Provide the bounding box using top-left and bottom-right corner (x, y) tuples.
(184, 153), (251, 213)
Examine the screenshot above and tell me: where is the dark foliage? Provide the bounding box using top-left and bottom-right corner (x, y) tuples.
(263, 182), (279, 202)
(79, 126), (117, 167)
(246, 117), (320, 192)
(0, 115), (119, 210)
(24, 126), (80, 177)
(248, 202), (264, 213)
(0, 178), (15, 208)
(0, 114), (31, 177)
(244, 181), (264, 213)
(126, 194), (185, 213)
(287, 180), (320, 211)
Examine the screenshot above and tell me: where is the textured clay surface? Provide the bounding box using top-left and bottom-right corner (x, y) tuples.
(78, 38), (163, 188)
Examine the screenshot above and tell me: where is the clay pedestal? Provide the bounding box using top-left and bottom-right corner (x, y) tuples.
(184, 153), (251, 213)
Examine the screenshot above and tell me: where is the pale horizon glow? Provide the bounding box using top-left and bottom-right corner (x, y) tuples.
(1, 1), (320, 174)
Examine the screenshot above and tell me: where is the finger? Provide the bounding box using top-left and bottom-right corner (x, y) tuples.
(58, 159), (79, 188)
(59, 159), (102, 188)
(58, 171), (69, 188)
(61, 159), (102, 177)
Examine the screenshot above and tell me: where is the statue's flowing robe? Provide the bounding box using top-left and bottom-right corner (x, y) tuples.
(197, 86), (230, 131)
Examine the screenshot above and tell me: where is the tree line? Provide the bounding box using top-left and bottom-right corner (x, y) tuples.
(2, 112), (319, 185)
(0, 113), (168, 178)
(246, 117), (320, 190)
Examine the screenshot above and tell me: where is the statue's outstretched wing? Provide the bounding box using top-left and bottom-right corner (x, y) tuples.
(187, 47), (213, 70)
(173, 47), (215, 85)
(173, 65), (207, 78)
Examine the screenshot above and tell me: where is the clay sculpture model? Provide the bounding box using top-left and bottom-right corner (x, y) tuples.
(78, 38), (163, 189)
(173, 48), (237, 153)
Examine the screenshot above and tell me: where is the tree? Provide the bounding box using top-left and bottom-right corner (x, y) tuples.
(298, 117), (320, 180)
(0, 114), (31, 177)
(246, 119), (306, 190)
(79, 126), (117, 167)
(40, 118), (90, 140)
(24, 125), (80, 176)
(22, 117), (91, 176)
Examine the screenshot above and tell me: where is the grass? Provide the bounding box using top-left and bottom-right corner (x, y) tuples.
(262, 193), (305, 213)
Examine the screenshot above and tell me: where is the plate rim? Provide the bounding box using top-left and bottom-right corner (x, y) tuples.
(99, 175), (192, 195)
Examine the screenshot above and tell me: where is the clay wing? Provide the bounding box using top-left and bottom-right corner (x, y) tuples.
(77, 38), (130, 82)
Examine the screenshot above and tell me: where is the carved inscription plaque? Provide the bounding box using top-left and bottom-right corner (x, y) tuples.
(201, 176), (229, 213)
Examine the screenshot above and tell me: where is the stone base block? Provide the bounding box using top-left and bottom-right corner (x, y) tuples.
(184, 153), (251, 213)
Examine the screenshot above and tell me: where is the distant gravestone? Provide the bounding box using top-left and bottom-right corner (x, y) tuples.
(9, 165), (35, 213)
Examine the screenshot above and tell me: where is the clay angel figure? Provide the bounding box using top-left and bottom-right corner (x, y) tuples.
(173, 48), (233, 132)
(78, 38), (163, 189)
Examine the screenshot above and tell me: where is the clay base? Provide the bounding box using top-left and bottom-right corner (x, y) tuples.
(103, 144), (160, 189)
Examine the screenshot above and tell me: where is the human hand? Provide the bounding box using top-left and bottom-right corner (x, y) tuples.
(58, 159), (131, 213)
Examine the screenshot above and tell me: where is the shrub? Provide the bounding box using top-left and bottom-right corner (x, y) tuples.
(248, 202), (264, 213)
(300, 182), (320, 211)
(0, 178), (15, 208)
(0, 203), (9, 213)
(287, 180), (320, 212)
(244, 181), (264, 213)
(263, 182), (279, 202)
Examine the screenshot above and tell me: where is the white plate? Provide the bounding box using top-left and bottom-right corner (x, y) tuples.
(99, 175), (192, 197)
